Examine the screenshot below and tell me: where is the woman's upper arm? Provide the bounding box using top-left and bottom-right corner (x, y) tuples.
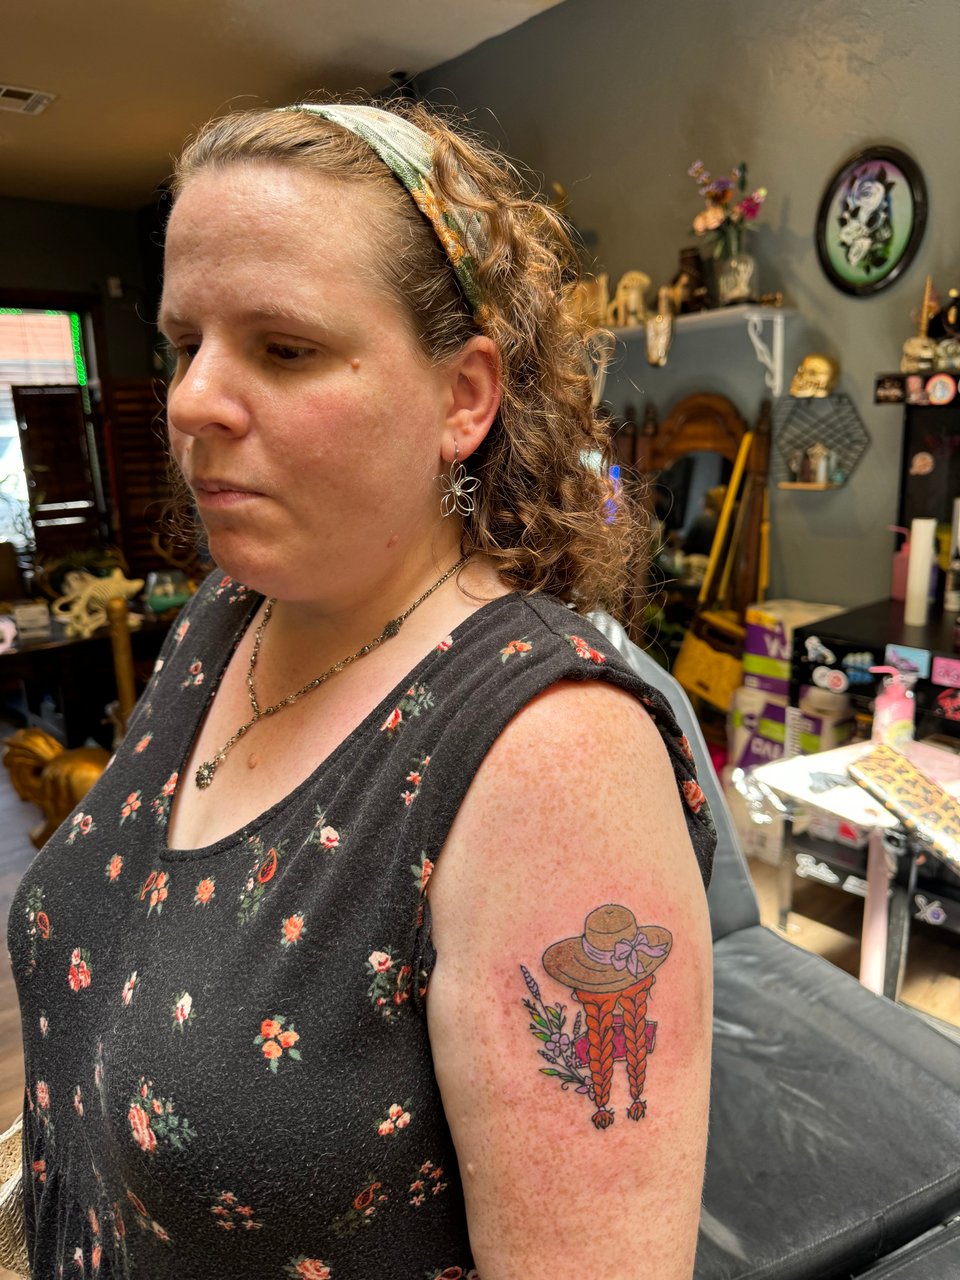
(426, 678), (712, 1280)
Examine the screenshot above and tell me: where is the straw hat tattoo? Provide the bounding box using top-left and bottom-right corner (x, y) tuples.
(542, 904), (671, 994)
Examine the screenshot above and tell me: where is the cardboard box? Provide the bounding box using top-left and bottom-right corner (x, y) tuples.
(730, 688), (854, 773)
(12, 599), (51, 641)
(743, 599), (845, 698)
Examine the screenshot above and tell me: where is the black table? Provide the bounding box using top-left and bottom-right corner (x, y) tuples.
(0, 614), (171, 748)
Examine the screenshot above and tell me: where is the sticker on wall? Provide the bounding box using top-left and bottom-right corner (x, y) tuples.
(884, 643), (931, 679)
(874, 374), (905, 404)
(841, 875), (869, 898)
(795, 853), (840, 885)
(932, 656), (960, 689)
(925, 373), (956, 405)
(804, 636), (836, 665)
(936, 688), (960, 721)
(914, 895), (947, 926)
(812, 664), (849, 693)
(909, 450), (935, 475)
(842, 650), (876, 684)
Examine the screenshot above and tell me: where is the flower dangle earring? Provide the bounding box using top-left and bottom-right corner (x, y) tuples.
(438, 442), (480, 519)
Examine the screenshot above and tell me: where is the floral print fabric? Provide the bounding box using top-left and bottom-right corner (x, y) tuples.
(9, 577), (714, 1278)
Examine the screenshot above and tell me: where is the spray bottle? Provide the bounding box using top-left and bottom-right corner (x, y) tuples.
(869, 666), (915, 752)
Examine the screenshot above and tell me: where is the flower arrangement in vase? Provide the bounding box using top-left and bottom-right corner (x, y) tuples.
(689, 161), (767, 304)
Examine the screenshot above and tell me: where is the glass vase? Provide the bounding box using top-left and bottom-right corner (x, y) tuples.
(716, 252), (756, 306)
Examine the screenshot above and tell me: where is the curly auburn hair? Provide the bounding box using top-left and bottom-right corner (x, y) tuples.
(169, 96), (645, 618)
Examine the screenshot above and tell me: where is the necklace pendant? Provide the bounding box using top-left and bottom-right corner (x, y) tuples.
(195, 760), (217, 790)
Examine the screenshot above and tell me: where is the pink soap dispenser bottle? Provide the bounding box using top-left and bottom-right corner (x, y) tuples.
(869, 666), (915, 752)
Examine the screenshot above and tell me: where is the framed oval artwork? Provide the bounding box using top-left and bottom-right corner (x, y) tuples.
(816, 146), (927, 296)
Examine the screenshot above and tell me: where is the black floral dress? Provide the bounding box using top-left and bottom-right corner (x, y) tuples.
(9, 573), (715, 1279)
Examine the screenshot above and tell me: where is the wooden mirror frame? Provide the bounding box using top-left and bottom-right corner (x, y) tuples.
(635, 392), (750, 471)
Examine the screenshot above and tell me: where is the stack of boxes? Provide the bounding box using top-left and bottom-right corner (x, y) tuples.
(727, 600), (854, 863)
(730, 599), (852, 771)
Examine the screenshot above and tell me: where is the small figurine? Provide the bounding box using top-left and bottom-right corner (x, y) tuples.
(901, 274), (938, 373)
(51, 568), (144, 639)
(676, 248), (709, 313)
(645, 287), (675, 367)
(607, 270), (652, 327)
(935, 339), (960, 372)
(788, 448), (807, 483)
(569, 273), (609, 328)
(933, 290), (960, 369)
(806, 441), (831, 486)
(790, 353), (840, 398)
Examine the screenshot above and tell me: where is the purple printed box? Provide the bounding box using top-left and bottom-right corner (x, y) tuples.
(731, 694), (854, 773)
(742, 669), (791, 697)
(742, 600), (845, 699)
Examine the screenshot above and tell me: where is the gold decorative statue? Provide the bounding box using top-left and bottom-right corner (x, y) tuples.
(790, 353), (840, 398)
(607, 270), (651, 328)
(901, 274), (938, 374)
(3, 728), (108, 848)
(645, 287), (675, 367)
(568, 274), (609, 329)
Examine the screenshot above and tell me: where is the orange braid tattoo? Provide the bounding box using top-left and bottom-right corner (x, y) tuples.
(619, 975), (654, 1121)
(576, 991), (618, 1129)
(522, 903), (672, 1129)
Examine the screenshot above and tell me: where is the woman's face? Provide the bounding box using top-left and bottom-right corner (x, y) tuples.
(160, 162), (457, 605)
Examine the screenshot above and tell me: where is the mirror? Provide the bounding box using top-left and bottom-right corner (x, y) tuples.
(651, 450), (734, 555)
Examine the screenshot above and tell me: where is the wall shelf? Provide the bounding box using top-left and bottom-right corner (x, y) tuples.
(772, 393), (870, 490)
(613, 305), (798, 396)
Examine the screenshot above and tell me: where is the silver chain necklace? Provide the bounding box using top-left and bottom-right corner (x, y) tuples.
(194, 555), (467, 790)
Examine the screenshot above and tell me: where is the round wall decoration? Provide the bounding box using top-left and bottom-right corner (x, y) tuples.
(816, 146), (927, 296)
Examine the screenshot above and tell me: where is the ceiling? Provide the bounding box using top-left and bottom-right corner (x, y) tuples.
(2, 0), (563, 211)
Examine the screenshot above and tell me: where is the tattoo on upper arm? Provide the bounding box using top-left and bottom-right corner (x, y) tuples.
(520, 904), (672, 1131)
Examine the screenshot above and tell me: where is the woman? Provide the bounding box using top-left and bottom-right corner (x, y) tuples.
(10, 99), (714, 1278)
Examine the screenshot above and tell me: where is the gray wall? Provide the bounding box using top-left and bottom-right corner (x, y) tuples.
(419, 0), (960, 605)
(0, 196), (155, 379)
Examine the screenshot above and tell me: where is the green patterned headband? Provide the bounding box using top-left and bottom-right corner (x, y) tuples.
(282, 102), (483, 316)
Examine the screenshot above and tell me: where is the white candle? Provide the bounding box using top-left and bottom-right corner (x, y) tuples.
(904, 516), (936, 627)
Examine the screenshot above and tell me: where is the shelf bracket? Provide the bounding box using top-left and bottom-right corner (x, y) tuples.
(746, 311), (785, 396)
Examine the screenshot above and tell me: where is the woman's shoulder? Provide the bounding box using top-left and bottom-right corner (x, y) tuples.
(469, 593), (684, 734)
(447, 592), (716, 888)
(456, 591), (638, 679)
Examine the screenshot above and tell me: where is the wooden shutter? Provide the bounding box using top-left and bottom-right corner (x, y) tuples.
(11, 384), (104, 558)
(102, 377), (175, 577)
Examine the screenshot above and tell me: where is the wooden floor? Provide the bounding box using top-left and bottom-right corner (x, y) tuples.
(748, 857), (960, 1029)
(0, 741), (957, 1280)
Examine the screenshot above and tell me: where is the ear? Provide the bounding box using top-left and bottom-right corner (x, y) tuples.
(440, 336), (501, 464)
